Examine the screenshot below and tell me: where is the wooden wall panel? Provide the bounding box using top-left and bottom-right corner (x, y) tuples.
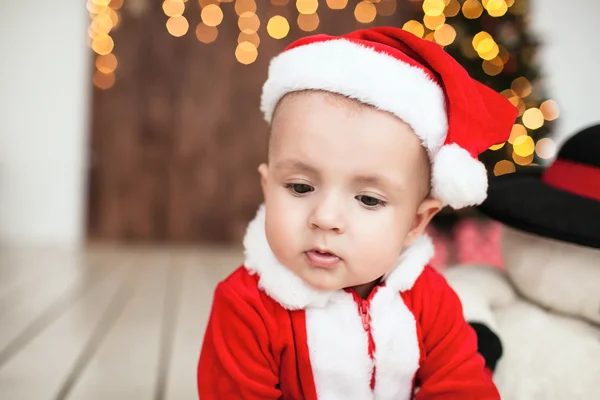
(87, 1), (410, 244)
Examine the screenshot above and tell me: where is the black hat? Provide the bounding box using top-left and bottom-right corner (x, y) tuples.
(477, 123), (600, 249)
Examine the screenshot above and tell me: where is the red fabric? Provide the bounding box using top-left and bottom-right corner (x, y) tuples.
(407, 268), (499, 399)
(198, 266), (499, 399)
(542, 159), (600, 201)
(284, 27), (517, 158)
(197, 268), (316, 399)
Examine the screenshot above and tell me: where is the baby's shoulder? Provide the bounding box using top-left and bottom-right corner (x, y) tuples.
(215, 266), (284, 314)
(410, 264), (449, 293)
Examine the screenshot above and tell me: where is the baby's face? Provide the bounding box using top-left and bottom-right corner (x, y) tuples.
(259, 91), (441, 293)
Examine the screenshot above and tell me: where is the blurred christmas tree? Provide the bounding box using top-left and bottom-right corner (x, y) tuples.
(404, 0), (559, 177)
(404, 0), (560, 246)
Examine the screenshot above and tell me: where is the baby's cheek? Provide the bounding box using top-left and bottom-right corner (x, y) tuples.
(266, 220), (298, 259)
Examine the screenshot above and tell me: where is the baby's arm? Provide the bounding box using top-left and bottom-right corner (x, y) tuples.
(414, 268), (500, 399)
(197, 279), (281, 399)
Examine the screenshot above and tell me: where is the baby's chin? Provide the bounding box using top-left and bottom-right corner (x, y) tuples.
(302, 277), (345, 292)
(285, 263), (348, 292)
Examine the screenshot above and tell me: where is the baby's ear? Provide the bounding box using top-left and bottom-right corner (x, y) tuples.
(258, 163), (268, 195)
(405, 197), (443, 246)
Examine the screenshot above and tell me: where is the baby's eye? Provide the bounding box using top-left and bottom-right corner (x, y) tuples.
(356, 195), (385, 208)
(286, 183), (314, 195)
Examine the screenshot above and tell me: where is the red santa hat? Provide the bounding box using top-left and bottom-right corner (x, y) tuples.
(260, 27), (518, 209)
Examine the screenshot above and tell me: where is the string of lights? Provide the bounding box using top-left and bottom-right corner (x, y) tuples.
(87, 0), (558, 170)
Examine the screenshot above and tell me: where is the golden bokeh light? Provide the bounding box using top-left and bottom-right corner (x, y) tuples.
(485, 0), (508, 17)
(238, 12), (260, 34)
(297, 0), (319, 14)
(201, 4), (223, 27)
(462, 0), (483, 19)
(87, 6), (102, 15)
(522, 108), (544, 130)
(423, 0), (445, 17)
(162, 0), (185, 17)
(444, 0), (460, 17)
(479, 43), (499, 60)
(489, 142), (505, 151)
(166, 15), (189, 37)
(196, 23), (219, 43)
(267, 16), (290, 39)
(110, 0), (124, 10)
(512, 151), (534, 166)
(235, 0), (257, 16)
(235, 41), (258, 65)
(92, 13), (113, 35)
(93, 70), (115, 90)
(402, 20), (425, 39)
(508, 123), (527, 144)
(482, 57), (503, 76)
(472, 32), (500, 60)
(472, 31), (492, 52)
(477, 38), (495, 54)
(506, 0), (515, 6)
(92, 34), (114, 55)
(511, 77), (532, 98)
(327, 0), (348, 10)
(376, 0), (396, 16)
(434, 24), (456, 46)
(298, 13), (320, 32)
(424, 14), (446, 30)
(424, 32), (435, 42)
(500, 89), (517, 99)
(535, 138), (557, 159)
(90, 0), (110, 10)
(513, 135), (535, 157)
(540, 99), (560, 121)
(354, 2), (377, 24)
(494, 160), (515, 176)
(96, 53), (118, 74)
(108, 8), (119, 28)
(238, 31), (260, 48)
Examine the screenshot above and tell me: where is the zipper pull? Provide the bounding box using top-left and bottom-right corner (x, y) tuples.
(359, 300), (370, 331)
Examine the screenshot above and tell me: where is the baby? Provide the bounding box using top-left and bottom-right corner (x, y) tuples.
(198, 27), (517, 399)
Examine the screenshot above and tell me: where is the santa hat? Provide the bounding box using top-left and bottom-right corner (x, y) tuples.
(260, 27), (518, 209)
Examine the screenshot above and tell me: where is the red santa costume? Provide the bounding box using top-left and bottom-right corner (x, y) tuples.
(198, 27), (518, 399)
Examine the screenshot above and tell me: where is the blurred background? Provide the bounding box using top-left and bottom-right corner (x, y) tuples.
(0, 0), (598, 398)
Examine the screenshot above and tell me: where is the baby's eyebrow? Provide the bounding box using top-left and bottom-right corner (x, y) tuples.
(353, 174), (406, 192)
(274, 159), (318, 175)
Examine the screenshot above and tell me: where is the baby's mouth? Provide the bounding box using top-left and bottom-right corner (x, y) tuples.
(305, 249), (341, 268)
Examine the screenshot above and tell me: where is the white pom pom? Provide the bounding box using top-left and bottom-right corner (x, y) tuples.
(431, 143), (488, 209)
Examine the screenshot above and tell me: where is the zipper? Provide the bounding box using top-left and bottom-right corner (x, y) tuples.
(352, 294), (377, 390)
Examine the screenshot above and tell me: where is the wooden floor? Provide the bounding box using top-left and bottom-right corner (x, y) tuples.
(0, 244), (243, 400)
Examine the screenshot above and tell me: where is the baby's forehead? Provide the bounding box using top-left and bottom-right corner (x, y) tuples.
(272, 90), (376, 120)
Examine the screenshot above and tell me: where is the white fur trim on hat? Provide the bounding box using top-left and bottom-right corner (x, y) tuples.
(432, 144), (489, 208)
(260, 38), (448, 154)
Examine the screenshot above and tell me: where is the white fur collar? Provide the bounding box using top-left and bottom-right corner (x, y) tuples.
(243, 204), (434, 310)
